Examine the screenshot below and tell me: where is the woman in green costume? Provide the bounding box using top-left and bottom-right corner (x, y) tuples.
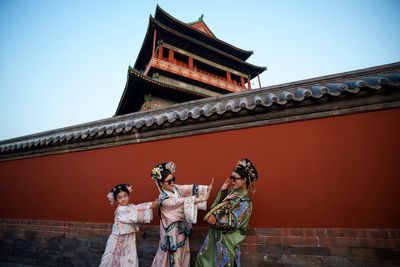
(195, 158), (258, 267)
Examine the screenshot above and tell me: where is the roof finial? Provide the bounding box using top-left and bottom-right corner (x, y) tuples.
(199, 14), (204, 21)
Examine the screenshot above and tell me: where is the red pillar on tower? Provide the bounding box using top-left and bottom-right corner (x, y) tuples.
(158, 45), (164, 59)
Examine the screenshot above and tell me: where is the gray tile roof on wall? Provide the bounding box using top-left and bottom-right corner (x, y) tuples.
(1, 62), (400, 157)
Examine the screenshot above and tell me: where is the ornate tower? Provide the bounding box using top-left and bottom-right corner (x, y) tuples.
(116, 6), (266, 115)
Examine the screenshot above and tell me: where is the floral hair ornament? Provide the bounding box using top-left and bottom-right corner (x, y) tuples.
(106, 183), (133, 205)
(151, 161), (176, 181)
(151, 161), (176, 192)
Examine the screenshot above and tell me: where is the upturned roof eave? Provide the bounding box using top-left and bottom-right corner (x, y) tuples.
(155, 5), (253, 60)
(115, 68), (214, 115)
(152, 18), (266, 74)
(115, 72), (131, 116)
(134, 16), (266, 76)
(133, 15), (154, 70)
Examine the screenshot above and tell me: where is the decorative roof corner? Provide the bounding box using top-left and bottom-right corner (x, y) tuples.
(154, 5), (252, 59)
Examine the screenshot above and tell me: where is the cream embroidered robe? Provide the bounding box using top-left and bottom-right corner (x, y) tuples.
(99, 202), (153, 267)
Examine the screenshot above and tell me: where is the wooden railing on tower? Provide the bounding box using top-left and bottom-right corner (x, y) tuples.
(146, 57), (246, 93)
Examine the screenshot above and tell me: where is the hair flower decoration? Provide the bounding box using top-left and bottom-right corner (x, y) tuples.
(151, 166), (162, 181)
(165, 161), (176, 173)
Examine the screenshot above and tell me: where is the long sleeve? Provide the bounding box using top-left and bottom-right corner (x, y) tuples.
(161, 196), (185, 207)
(205, 191), (252, 233)
(196, 185), (209, 211)
(115, 203), (153, 224)
(183, 196), (198, 223)
(161, 193), (198, 223)
(229, 200), (252, 233)
(160, 184), (204, 207)
(159, 185), (209, 225)
(177, 184), (209, 223)
(115, 205), (138, 224)
(136, 202), (153, 223)
(211, 189), (229, 209)
(177, 184), (195, 197)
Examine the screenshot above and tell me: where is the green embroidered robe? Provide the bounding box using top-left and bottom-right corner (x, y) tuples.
(195, 189), (252, 267)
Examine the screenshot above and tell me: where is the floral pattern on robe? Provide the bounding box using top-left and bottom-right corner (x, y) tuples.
(195, 189), (252, 267)
(99, 202), (153, 267)
(151, 184), (208, 267)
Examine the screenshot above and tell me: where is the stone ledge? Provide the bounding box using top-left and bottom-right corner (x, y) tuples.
(1, 219), (399, 266)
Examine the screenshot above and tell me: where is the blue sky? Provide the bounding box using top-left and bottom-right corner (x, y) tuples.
(1, 0), (399, 141)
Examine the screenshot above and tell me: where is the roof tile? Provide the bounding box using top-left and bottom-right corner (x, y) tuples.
(1, 65), (400, 155)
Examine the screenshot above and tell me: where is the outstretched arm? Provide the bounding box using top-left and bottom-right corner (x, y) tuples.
(194, 178), (213, 204)
(136, 202), (154, 223)
(116, 203), (153, 224)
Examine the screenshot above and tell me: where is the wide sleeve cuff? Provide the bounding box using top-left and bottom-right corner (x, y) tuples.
(184, 196), (198, 224)
(137, 201), (152, 210)
(143, 208), (153, 223)
(197, 185), (208, 210)
(136, 202), (153, 223)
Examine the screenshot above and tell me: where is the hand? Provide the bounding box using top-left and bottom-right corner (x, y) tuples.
(220, 178), (231, 191)
(208, 178), (214, 192)
(206, 215), (216, 225)
(223, 192), (238, 202)
(205, 178), (214, 199)
(198, 178), (214, 202)
(151, 199), (158, 209)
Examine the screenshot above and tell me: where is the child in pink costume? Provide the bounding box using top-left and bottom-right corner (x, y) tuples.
(99, 183), (156, 267)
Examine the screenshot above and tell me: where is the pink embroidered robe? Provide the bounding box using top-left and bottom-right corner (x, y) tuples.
(99, 202), (153, 267)
(151, 184), (208, 267)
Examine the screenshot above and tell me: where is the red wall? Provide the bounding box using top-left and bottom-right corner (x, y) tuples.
(1, 108), (399, 228)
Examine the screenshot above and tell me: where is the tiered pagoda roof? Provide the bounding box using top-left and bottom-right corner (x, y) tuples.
(116, 5), (266, 115)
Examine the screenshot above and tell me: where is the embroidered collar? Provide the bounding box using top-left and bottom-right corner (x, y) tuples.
(164, 185), (181, 198)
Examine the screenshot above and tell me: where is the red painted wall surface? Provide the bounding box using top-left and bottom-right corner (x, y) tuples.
(1, 108), (399, 228)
